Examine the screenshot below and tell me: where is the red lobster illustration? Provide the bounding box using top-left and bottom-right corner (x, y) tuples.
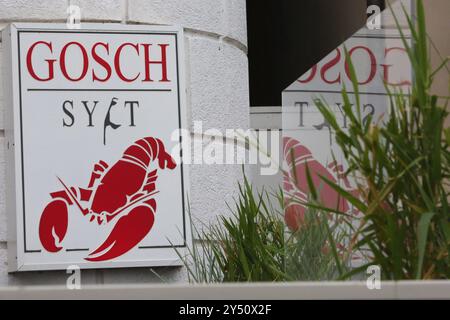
(38, 137), (176, 262)
(283, 137), (358, 231)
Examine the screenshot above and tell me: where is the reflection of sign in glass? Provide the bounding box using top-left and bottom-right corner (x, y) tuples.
(3, 23), (189, 272)
(283, 32), (413, 132)
(282, 1), (413, 230)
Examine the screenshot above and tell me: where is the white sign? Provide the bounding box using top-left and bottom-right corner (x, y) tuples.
(2, 23), (189, 271)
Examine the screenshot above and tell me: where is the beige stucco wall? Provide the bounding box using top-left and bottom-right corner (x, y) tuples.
(425, 0), (450, 135)
(425, 0), (450, 100)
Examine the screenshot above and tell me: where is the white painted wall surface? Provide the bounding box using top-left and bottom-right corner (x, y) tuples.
(0, 0), (249, 285)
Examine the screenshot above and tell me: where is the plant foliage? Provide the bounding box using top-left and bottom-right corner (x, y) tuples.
(310, 0), (450, 279)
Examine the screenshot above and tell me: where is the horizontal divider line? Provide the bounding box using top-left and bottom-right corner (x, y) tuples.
(138, 245), (186, 249)
(284, 89), (390, 96)
(25, 250), (42, 253)
(27, 89), (172, 92)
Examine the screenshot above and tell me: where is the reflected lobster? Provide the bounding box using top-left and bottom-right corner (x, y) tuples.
(283, 137), (359, 231)
(38, 137), (176, 262)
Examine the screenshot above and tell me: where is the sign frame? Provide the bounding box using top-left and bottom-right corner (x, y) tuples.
(3, 23), (191, 272)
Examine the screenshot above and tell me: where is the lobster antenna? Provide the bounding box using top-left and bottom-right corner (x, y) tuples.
(56, 176), (87, 215)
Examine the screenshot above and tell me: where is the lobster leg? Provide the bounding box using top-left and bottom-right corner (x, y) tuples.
(327, 161), (361, 202)
(283, 166), (309, 231)
(87, 161), (109, 188)
(143, 170), (158, 194)
(328, 161), (352, 189)
(85, 198), (156, 262)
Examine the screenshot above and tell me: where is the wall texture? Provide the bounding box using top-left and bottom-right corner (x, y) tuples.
(424, 0), (450, 102)
(0, 0), (249, 286)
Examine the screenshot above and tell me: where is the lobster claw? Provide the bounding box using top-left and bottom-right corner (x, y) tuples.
(85, 202), (155, 262)
(39, 199), (69, 252)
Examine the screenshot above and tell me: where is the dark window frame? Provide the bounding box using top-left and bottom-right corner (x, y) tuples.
(246, 0), (386, 107)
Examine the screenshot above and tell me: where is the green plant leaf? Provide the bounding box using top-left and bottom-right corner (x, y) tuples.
(416, 212), (436, 279)
(319, 175), (367, 212)
(445, 128), (450, 146)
